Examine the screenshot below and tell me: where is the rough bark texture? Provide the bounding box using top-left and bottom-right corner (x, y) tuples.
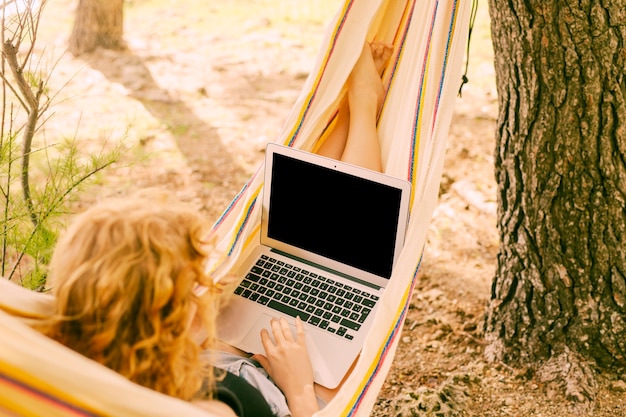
(484, 0), (626, 375)
(68, 0), (124, 56)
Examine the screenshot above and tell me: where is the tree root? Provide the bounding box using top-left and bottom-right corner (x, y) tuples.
(536, 346), (598, 416)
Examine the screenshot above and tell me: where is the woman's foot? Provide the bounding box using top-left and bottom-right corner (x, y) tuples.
(315, 41), (392, 172)
(371, 41), (393, 75)
(348, 42), (393, 114)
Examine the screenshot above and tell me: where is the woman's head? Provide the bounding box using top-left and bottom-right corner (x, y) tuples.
(46, 194), (217, 399)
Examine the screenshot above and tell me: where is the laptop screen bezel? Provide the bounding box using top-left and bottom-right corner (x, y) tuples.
(260, 143), (412, 289)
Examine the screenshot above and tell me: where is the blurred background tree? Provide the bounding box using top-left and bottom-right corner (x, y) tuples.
(69, 0), (124, 55)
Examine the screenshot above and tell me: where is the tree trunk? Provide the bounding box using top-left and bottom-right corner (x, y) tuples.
(485, 0), (626, 400)
(68, 0), (125, 56)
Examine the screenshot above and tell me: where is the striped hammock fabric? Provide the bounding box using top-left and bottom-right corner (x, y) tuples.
(0, 1), (472, 416)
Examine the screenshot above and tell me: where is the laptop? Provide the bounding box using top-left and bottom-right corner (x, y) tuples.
(217, 143), (411, 388)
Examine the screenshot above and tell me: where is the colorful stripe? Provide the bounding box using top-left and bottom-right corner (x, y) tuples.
(285, 0), (355, 147)
(0, 372), (99, 417)
(211, 166), (261, 231)
(430, 0), (461, 135)
(409, 0), (438, 186)
(344, 262), (422, 416)
(225, 193), (259, 257)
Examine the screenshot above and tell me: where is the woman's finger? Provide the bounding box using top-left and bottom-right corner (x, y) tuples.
(260, 328), (275, 352)
(269, 318), (285, 343)
(295, 316), (306, 343)
(279, 317), (294, 341)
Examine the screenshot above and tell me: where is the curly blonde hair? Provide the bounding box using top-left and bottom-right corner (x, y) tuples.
(43, 195), (218, 401)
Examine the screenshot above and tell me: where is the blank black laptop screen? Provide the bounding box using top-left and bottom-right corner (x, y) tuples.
(267, 153), (403, 279)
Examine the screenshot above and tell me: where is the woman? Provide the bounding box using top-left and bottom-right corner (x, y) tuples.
(42, 41), (391, 417)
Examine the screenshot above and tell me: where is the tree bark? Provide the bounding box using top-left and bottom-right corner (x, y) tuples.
(68, 0), (125, 56)
(485, 0), (626, 378)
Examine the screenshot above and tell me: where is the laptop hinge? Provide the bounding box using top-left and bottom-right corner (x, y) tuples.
(270, 248), (383, 291)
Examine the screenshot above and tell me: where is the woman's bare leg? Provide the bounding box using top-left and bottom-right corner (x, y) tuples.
(312, 43), (393, 404)
(315, 96), (350, 160)
(316, 42), (392, 172)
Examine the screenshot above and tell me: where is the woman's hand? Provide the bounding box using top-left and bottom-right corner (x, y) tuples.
(252, 317), (319, 417)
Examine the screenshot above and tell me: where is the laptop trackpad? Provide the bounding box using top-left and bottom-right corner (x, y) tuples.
(242, 313), (306, 354)
(241, 314), (335, 386)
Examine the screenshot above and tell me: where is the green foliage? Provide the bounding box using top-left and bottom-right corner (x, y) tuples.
(0, 133), (123, 289)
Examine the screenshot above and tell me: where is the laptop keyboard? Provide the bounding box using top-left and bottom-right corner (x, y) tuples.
(234, 255), (379, 340)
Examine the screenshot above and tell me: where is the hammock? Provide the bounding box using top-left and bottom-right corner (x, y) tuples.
(0, 1), (472, 416)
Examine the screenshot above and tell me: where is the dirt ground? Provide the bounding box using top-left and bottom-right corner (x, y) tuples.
(31, 0), (626, 416)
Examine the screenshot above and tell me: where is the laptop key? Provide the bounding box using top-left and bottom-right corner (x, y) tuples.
(358, 308), (372, 323)
(309, 316), (321, 326)
(340, 318), (361, 331)
(268, 300), (310, 321)
(362, 298), (376, 308)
